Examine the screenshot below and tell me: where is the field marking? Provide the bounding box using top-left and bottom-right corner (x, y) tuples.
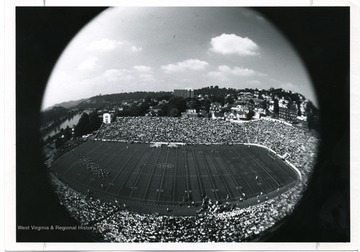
(246, 143), (297, 184)
(157, 149), (170, 201)
(128, 149), (154, 199)
(213, 147), (245, 199)
(226, 147), (257, 196)
(206, 149), (233, 200)
(248, 159), (273, 191)
(182, 150), (190, 201)
(244, 143), (300, 182)
(53, 142), (299, 212)
(116, 148), (148, 196)
(142, 147), (163, 200)
(93, 146), (129, 189)
(83, 140), (106, 156)
(105, 149), (138, 193)
(77, 144), (118, 185)
(242, 147), (280, 187)
(172, 148), (178, 202)
(271, 156), (299, 183)
(62, 158), (80, 176)
(190, 148), (206, 198)
(198, 148), (220, 201)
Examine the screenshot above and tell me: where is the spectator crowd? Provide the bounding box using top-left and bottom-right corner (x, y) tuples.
(51, 117), (319, 242)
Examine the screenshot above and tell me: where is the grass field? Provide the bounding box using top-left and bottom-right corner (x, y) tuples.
(51, 141), (299, 215)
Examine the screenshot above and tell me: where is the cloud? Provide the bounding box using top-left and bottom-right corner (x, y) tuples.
(208, 65), (257, 80)
(129, 45), (142, 52)
(102, 66), (154, 83)
(87, 39), (123, 51)
(103, 68), (133, 82)
(77, 57), (99, 71)
(161, 59), (209, 73)
(218, 65), (256, 76)
(210, 33), (259, 56)
(87, 38), (142, 53)
(139, 73), (155, 82)
(133, 65), (152, 72)
(208, 71), (229, 81)
(246, 80), (262, 85)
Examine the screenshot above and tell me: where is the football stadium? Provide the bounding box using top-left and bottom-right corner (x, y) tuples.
(49, 117), (319, 242)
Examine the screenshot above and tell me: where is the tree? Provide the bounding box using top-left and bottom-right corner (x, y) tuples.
(64, 126), (72, 140)
(246, 109), (255, 120)
(261, 100), (267, 109)
(296, 100), (302, 116)
(169, 107), (180, 117)
(74, 112), (90, 137)
(225, 96), (235, 105)
(203, 99), (211, 112)
(159, 103), (169, 116)
(139, 102), (150, 116)
(307, 112), (320, 132)
(274, 99), (279, 114)
(168, 97), (187, 115)
(187, 98), (201, 111)
(287, 100), (293, 109)
(88, 111), (102, 132)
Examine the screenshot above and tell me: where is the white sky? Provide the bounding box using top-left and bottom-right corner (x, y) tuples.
(42, 7), (317, 110)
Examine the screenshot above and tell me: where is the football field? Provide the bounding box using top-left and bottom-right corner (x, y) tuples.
(51, 141), (299, 215)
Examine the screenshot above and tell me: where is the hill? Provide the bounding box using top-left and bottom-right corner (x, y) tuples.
(75, 91), (172, 110)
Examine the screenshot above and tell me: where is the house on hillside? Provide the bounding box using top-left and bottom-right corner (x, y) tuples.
(211, 111), (225, 120)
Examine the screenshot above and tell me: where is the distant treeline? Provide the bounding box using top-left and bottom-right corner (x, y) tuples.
(41, 106), (77, 127)
(75, 91), (172, 110)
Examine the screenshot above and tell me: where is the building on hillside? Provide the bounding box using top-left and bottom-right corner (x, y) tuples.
(211, 111), (225, 120)
(174, 88), (194, 98)
(224, 112), (236, 121)
(279, 105), (297, 122)
(103, 113), (112, 124)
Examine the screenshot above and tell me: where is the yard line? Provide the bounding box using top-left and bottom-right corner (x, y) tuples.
(105, 148), (138, 192)
(206, 148), (233, 200)
(142, 147), (163, 200)
(116, 147), (148, 196)
(77, 148), (118, 185)
(93, 145), (128, 188)
(198, 148), (220, 201)
(226, 146), (256, 196)
(83, 141), (106, 156)
(172, 148), (178, 202)
(270, 155), (299, 184)
(61, 154), (80, 175)
(128, 149), (154, 199)
(184, 150), (190, 195)
(248, 160), (273, 191)
(242, 147), (280, 187)
(190, 147), (205, 197)
(213, 146), (246, 198)
(156, 149), (170, 201)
